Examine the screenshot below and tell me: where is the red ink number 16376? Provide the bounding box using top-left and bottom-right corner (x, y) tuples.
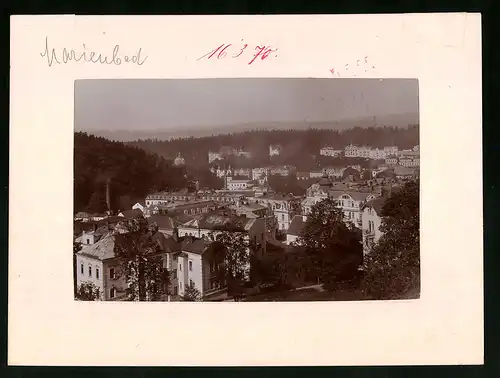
(197, 41), (278, 65)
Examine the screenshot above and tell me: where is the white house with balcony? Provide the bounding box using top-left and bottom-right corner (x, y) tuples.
(361, 197), (385, 255)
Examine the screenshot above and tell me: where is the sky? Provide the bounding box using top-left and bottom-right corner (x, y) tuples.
(74, 78), (419, 132)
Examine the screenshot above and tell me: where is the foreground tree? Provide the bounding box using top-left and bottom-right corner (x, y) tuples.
(114, 218), (170, 301)
(75, 282), (101, 301)
(208, 230), (252, 301)
(297, 197), (363, 290)
(362, 180), (420, 299)
(183, 281), (202, 301)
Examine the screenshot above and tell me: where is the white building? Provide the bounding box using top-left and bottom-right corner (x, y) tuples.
(302, 176), (377, 228)
(361, 197), (385, 255)
(226, 176), (253, 191)
(384, 146), (399, 156)
(269, 144), (282, 157)
(208, 151), (223, 163)
(320, 147), (343, 157)
(248, 193), (301, 232)
(369, 148), (386, 160)
(174, 153), (185, 166)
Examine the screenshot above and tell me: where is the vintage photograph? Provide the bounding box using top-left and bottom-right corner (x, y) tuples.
(73, 78), (420, 302)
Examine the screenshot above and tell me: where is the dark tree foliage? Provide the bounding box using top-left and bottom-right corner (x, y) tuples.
(362, 180), (420, 300)
(129, 126), (419, 170)
(267, 174), (307, 196)
(298, 197), (363, 290)
(75, 282), (101, 301)
(183, 281), (202, 301)
(113, 218), (170, 301)
(74, 132), (188, 214)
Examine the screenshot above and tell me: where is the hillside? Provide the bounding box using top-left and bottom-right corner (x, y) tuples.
(74, 132), (188, 214)
(126, 125), (419, 170)
(84, 113), (419, 142)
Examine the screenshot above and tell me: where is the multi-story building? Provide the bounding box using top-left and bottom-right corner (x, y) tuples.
(361, 197), (385, 255)
(319, 147), (343, 157)
(369, 148), (386, 160)
(248, 193), (301, 232)
(302, 175), (378, 228)
(75, 227), (177, 301)
(173, 153), (186, 166)
(385, 155), (398, 166)
(322, 166), (345, 179)
(208, 151), (223, 163)
(225, 176), (253, 191)
(384, 146), (399, 156)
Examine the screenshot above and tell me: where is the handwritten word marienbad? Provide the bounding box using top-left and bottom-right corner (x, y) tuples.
(40, 37), (147, 67)
(197, 41), (278, 65)
(330, 56), (376, 77)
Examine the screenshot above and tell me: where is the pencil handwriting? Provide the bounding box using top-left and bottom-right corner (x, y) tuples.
(40, 37), (148, 67)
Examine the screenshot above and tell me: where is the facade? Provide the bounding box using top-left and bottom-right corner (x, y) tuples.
(322, 166), (345, 179)
(303, 176), (377, 228)
(225, 176), (253, 191)
(385, 155), (398, 166)
(296, 171), (311, 180)
(384, 146), (399, 156)
(252, 167), (269, 183)
(248, 193), (301, 232)
(319, 147), (343, 157)
(369, 148), (386, 160)
(361, 198), (385, 255)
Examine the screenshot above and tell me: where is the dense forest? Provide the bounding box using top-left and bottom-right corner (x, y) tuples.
(129, 125), (419, 170)
(74, 132), (188, 214)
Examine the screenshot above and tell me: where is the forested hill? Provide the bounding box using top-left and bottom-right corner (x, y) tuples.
(74, 132), (187, 214)
(128, 125), (419, 169)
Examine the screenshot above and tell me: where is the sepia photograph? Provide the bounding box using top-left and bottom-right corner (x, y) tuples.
(73, 78), (420, 302)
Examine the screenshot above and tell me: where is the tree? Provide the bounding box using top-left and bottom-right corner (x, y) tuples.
(86, 186), (108, 214)
(75, 282), (101, 301)
(208, 230), (252, 301)
(113, 218), (171, 301)
(297, 197), (363, 290)
(183, 281), (202, 301)
(362, 180), (420, 299)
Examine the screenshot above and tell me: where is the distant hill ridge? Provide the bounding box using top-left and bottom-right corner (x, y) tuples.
(79, 113), (419, 142)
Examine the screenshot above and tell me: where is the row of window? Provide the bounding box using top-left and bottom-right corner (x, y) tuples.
(80, 263), (117, 280)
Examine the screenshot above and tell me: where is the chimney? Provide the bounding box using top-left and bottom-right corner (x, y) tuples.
(106, 177), (111, 212)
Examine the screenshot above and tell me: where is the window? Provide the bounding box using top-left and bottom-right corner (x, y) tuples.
(109, 267), (115, 279)
(173, 270), (177, 279)
(80, 263), (84, 275)
(88, 265), (92, 277)
(179, 263), (182, 271)
(189, 261), (193, 271)
(96, 268), (100, 279)
(110, 287), (116, 299)
(173, 286), (178, 295)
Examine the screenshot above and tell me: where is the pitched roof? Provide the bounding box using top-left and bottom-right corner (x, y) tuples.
(75, 212), (90, 218)
(148, 215), (176, 230)
(328, 190), (376, 202)
(79, 233), (116, 260)
(287, 215), (306, 237)
(152, 232), (181, 253)
(119, 209), (144, 219)
(364, 197), (386, 215)
(181, 238), (211, 255)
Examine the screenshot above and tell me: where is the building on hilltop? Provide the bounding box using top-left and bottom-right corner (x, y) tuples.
(269, 144), (282, 157)
(174, 153), (186, 166)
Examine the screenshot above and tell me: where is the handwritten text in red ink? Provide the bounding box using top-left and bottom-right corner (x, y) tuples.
(197, 41), (278, 65)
